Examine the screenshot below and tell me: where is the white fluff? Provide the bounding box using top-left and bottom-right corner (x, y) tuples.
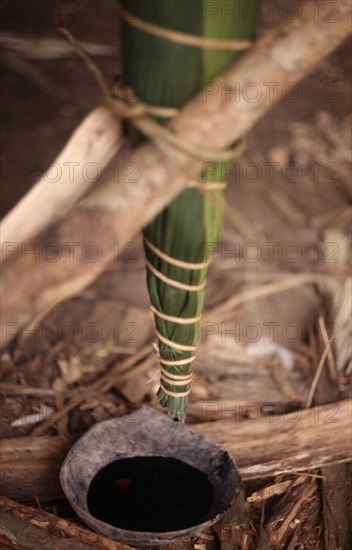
(11, 406), (53, 427)
(246, 338), (294, 370)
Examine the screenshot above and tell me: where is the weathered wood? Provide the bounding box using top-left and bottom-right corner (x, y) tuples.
(0, 498), (213, 550)
(213, 485), (253, 550)
(1, 0), (351, 346)
(322, 463), (352, 550)
(0, 435), (76, 500)
(196, 398), (352, 479)
(145, 542), (194, 550)
(0, 495), (134, 550)
(314, 339), (352, 548)
(0, 106), (124, 254)
(312, 313), (352, 550)
(263, 480), (321, 548)
(1, 400), (350, 501)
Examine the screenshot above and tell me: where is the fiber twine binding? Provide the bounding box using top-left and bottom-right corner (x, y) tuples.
(150, 305), (201, 325)
(146, 260), (206, 292)
(144, 236), (210, 270)
(113, 83), (242, 163)
(188, 181), (228, 191)
(159, 363), (193, 397)
(121, 8), (253, 51)
(160, 384), (191, 398)
(58, 22), (245, 165)
(145, 238), (207, 293)
(159, 355), (196, 366)
(161, 367), (193, 382)
(144, 183), (206, 397)
(156, 330), (197, 352)
(161, 370), (193, 387)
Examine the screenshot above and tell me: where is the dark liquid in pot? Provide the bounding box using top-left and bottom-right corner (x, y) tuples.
(87, 456), (213, 532)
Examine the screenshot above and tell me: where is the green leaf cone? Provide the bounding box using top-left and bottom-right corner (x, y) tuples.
(122, 0), (258, 420)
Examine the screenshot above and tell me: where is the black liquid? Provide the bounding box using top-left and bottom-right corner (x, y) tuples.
(87, 456), (213, 532)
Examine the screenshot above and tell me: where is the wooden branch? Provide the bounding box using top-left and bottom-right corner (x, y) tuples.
(0, 495), (215, 550)
(213, 485), (254, 550)
(0, 495), (133, 550)
(1, 0), (351, 345)
(1, 400), (350, 501)
(322, 463), (352, 549)
(0, 106), (124, 252)
(312, 317), (352, 550)
(0, 435), (74, 501)
(260, 479), (320, 548)
(197, 398), (352, 478)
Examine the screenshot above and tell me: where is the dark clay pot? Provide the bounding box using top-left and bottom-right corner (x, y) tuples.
(60, 407), (238, 546)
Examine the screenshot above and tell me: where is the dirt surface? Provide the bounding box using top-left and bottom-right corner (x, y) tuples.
(1, 1), (351, 549)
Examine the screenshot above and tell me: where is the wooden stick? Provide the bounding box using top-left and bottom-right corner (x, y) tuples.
(197, 398), (352, 479)
(1, 0), (351, 346)
(322, 463), (352, 549)
(0, 106), (124, 251)
(0, 495), (134, 550)
(263, 480), (319, 547)
(311, 311), (352, 550)
(1, 400), (350, 501)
